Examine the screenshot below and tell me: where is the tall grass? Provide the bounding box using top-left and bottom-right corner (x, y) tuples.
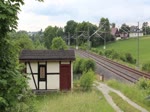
(107, 80), (150, 111)
(35, 90), (115, 112)
(109, 92), (140, 112)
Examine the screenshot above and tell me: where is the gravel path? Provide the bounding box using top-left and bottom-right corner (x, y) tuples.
(96, 82), (148, 112)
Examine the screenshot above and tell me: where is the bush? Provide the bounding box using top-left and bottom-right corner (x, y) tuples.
(104, 49), (113, 58)
(73, 58), (82, 74)
(104, 49), (120, 60)
(136, 78), (150, 94)
(0, 70), (36, 112)
(80, 43), (88, 50)
(73, 58), (96, 74)
(142, 62), (150, 73)
(80, 70), (95, 91)
(111, 50), (120, 60)
(80, 59), (96, 73)
(91, 48), (99, 53)
(120, 53), (126, 62)
(98, 50), (103, 55)
(103, 49), (136, 65)
(124, 53), (136, 64)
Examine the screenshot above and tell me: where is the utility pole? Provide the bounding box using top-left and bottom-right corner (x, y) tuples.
(145, 26), (146, 35)
(88, 25), (90, 50)
(137, 22), (140, 69)
(104, 33), (106, 49)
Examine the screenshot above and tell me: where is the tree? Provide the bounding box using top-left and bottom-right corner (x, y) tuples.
(119, 23), (130, 33)
(111, 23), (116, 28)
(98, 17), (114, 44)
(29, 30), (44, 43)
(65, 20), (78, 35)
(34, 39), (46, 50)
(142, 22), (150, 35)
(64, 20), (78, 45)
(99, 17), (110, 31)
(0, 0), (43, 111)
(76, 21), (98, 46)
(44, 26), (64, 49)
(51, 37), (68, 50)
(9, 31), (34, 50)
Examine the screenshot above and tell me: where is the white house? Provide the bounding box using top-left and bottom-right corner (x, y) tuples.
(19, 50), (75, 91)
(129, 32), (143, 37)
(129, 26), (143, 38)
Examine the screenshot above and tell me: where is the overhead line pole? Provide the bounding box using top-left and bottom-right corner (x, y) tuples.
(137, 22), (140, 69)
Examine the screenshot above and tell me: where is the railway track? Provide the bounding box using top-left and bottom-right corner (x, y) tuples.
(76, 50), (150, 83)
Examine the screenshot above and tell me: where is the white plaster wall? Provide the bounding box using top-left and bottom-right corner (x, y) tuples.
(47, 62), (59, 73)
(39, 82), (46, 89)
(27, 62), (38, 73)
(129, 33), (136, 37)
(47, 75), (59, 90)
(130, 33), (143, 37)
(139, 33), (143, 36)
(28, 75), (38, 89)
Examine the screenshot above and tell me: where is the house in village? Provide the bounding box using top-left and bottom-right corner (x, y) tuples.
(111, 25), (143, 39)
(120, 33), (129, 39)
(129, 26), (143, 37)
(111, 26), (129, 39)
(111, 27), (120, 37)
(19, 50), (75, 91)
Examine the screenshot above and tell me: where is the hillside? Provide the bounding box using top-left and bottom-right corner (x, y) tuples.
(97, 36), (150, 64)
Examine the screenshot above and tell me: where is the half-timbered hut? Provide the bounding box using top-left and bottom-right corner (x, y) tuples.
(19, 50), (75, 91)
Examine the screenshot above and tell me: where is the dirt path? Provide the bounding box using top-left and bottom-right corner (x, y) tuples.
(96, 82), (148, 112)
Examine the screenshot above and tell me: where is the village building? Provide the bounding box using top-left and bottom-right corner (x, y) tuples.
(19, 50), (75, 91)
(120, 33), (129, 39)
(111, 25), (129, 39)
(111, 27), (120, 37)
(129, 26), (143, 37)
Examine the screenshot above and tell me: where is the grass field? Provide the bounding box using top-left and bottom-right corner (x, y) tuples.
(96, 36), (150, 64)
(35, 90), (115, 112)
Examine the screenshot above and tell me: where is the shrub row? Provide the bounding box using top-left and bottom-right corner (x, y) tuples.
(91, 48), (136, 64)
(91, 48), (150, 73)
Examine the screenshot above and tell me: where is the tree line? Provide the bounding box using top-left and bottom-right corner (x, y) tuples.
(14, 18), (150, 50)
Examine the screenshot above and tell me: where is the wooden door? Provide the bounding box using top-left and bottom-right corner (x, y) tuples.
(60, 64), (71, 90)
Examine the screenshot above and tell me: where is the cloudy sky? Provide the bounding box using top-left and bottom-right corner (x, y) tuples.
(18, 0), (150, 31)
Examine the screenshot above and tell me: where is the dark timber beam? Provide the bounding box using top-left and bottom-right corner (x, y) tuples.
(28, 62), (38, 89)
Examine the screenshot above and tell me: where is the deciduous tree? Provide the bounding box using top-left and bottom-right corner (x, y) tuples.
(0, 0), (43, 111)
(44, 26), (64, 49)
(51, 37), (68, 50)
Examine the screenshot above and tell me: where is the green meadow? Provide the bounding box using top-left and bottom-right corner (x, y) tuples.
(97, 36), (150, 64)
